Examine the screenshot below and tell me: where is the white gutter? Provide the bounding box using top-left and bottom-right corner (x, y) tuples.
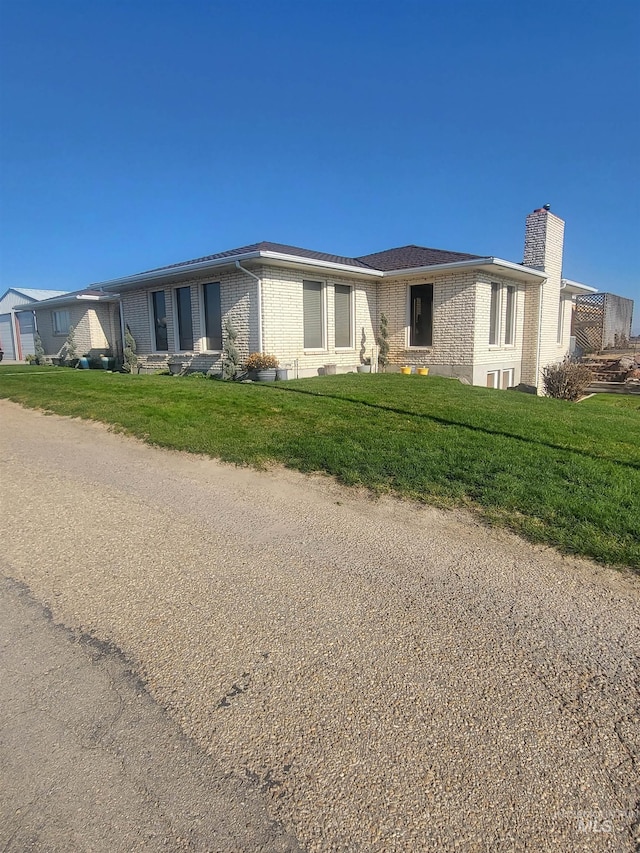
(13, 292), (120, 311)
(94, 251), (380, 293)
(561, 278), (599, 295)
(380, 257), (548, 282)
(235, 261), (263, 352)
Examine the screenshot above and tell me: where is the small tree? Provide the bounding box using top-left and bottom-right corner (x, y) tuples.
(122, 325), (138, 373)
(222, 318), (240, 380)
(377, 313), (390, 371)
(542, 357), (593, 402)
(63, 325), (78, 364)
(34, 332), (46, 365)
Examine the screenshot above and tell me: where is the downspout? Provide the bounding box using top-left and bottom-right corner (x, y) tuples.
(118, 299), (126, 365)
(535, 280), (544, 392)
(235, 261), (263, 353)
(12, 310), (23, 361)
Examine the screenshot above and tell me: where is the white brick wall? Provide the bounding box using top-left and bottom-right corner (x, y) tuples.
(120, 270), (257, 372)
(471, 273), (526, 387)
(35, 303), (119, 358)
(260, 265), (378, 376)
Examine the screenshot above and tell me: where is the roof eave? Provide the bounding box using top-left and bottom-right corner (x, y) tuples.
(561, 278), (599, 295)
(15, 292), (121, 310)
(381, 257), (548, 282)
(98, 250), (381, 292)
(258, 251), (381, 277)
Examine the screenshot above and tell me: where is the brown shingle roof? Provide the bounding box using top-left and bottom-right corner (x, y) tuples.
(139, 241), (372, 274)
(355, 245), (484, 271)
(136, 241), (486, 277)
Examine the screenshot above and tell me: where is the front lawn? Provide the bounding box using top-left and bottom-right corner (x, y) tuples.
(1, 366), (638, 569)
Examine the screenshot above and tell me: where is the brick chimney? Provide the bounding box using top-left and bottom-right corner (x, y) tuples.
(521, 206), (567, 390)
(523, 205), (565, 282)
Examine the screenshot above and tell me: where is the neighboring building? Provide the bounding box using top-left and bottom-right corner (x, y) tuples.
(0, 287), (68, 360)
(572, 292), (634, 352)
(14, 289), (122, 361)
(16, 207), (600, 391)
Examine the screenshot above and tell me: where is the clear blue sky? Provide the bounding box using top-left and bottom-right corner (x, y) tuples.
(1, 0), (638, 329)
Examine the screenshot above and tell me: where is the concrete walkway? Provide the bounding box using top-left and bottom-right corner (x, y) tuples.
(1, 401), (638, 852)
(0, 576), (298, 852)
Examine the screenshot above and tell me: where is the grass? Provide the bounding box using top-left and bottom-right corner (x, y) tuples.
(1, 365), (639, 570)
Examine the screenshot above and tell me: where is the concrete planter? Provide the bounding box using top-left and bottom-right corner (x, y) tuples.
(256, 369), (277, 382)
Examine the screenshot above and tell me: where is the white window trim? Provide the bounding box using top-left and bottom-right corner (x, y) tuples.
(487, 370), (500, 389)
(198, 282), (223, 353)
(303, 279), (327, 352)
(333, 282), (355, 350)
(52, 309), (71, 336)
(504, 285), (517, 348)
(173, 285), (194, 353)
(405, 282), (434, 350)
(148, 289), (169, 353)
(489, 282), (502, 348)
(501, 368), (515, 389)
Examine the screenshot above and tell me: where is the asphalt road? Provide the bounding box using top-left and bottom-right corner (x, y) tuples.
(1, 400), (638, 852)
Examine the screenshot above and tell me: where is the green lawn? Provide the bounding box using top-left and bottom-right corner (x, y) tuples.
(1, 365), (639, 569)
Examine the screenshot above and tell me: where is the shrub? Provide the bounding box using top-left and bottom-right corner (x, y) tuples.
(542, 357), (593, 402)
(246, 352), (279, 370)
(123, 326), (138, 373)
(222, 318), (240, 380)
(34, 332), (46, 365)
(378, 313), (390, 370)
(63, 325), (78, 363)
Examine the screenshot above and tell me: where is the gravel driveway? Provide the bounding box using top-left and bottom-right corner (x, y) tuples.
(1, 400), (638, 852)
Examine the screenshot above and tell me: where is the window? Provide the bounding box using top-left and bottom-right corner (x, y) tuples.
(501, 368), (514, 389)
(52, 310), (71, 335)
(486, 370), (500, 388)
(175, 286), (194, 351)
(489, 283), (500, 345)
(504, 285), (516, 345)
(409, 284), (433, 347)
(202, 282), (222, 351)
(151, 291), (168, 351)
(303, 280), (324, 349)
(334, 284), (352, 348)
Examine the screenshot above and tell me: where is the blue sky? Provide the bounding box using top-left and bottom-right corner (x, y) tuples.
(1, 0), (638, 330)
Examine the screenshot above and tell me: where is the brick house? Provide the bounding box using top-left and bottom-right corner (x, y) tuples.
(20, 207), (596, 390)
(16, 288), (122, 362)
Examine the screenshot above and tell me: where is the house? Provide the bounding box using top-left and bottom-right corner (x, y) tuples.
(0, 287), (69, 360)
(14, 288), (122, 362)
(18, 206), (598, 390)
